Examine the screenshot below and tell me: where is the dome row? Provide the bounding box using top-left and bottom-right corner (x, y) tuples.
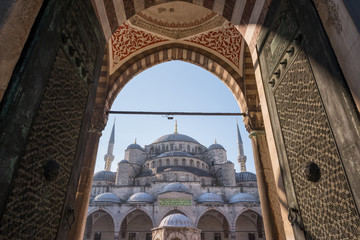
(93, 183), (258, 204)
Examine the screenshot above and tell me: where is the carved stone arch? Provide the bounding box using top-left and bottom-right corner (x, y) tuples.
(105, 43), (247, 113)
(165, 231), (187, 240)
(232, 209), (262, 230)
(118, 207), (155, 228)
(195, 208), (231, 228)
(87, 207), (117, 225)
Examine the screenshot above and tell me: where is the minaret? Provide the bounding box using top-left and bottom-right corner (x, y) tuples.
(237, 121), (247, 172)
(104, 121), (115, 171)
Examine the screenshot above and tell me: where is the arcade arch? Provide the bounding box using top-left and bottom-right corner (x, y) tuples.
(197, 209), (230, 240)
(83, 210), (115, 240)
(120, 209), (153, 240)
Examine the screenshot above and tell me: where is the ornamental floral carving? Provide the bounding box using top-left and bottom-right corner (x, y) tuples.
(111, 23), (169, 67)
(184, 23), (242, 67)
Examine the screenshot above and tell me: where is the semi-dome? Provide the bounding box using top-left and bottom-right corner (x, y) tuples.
(119, 159), (129, 163)
(229, 192), (259, 203)
(208, 143), (225, 150)
(126, 143), (143, 150)
(153, 133), (199, 144)
(94, 192), (122, 203)
(127, 192), (155, 203)
(197, 193), (224, 203)
(159, 214), (192, 227)
(93, 171), (116, 182)
(235, 172), (257, 182)
(157, 151), (194, 158)
(160, 183), (191, 194)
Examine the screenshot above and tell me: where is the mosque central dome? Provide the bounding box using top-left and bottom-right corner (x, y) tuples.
(152, 133), (200, 144)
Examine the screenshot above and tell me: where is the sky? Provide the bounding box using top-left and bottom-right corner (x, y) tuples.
(94, 60), (255, 174)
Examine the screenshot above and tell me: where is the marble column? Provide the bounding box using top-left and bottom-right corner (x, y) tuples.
(249, 130), (286, 240)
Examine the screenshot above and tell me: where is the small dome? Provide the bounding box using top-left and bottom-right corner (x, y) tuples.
(236, 172), (257, 182)
(159, 214), (192, 227)
(208, 143), (225, 150)
(160, 183), (191, 194)
(225, 160), (234, 164)
(94, 192), (122, 203)
(153, 133), (199, 144)
(197, 193), (224, 203)
(93, 171), (116, 182)
(119, 159), (129, 163)
(126, 143), (143, 150)
(229, 192), (259, 203)
(157, 151), (194, 158)
(127, 192), (154, 203)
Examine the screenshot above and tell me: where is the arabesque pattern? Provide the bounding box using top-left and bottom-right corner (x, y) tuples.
(184, 23), (242, 67)
(111, 23), (169, 67)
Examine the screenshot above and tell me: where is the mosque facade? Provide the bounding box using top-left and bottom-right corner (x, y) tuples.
(84, 122), (264, 240)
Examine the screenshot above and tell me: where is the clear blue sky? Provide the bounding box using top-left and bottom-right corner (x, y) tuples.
(94, 61), (255, 174)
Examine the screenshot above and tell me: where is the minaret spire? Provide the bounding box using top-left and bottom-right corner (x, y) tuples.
(104, 120), (115, 171)
(174, 120), (178, 134)
(236, 120), (247, 172)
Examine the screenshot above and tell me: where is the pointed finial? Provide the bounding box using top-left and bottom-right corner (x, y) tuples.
(135, 138), (137, 144)
(215, 139), (217, 144)
(174, 120), (178, 134)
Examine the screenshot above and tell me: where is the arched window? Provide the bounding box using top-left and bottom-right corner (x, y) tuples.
(166, 159), (170, 166)
(174, 159), (178, 166)
(182, 158), (186, 166)
(197, 161), (200, 168)
(187, 145), (190, 152)
(147, 163), (150, 169)
(151, 161), (156, 168)
(170, 144), (174, 151)
(202, 163), (205, 170)
(190, 159), (194, 167)
(158, 159), (162, 167)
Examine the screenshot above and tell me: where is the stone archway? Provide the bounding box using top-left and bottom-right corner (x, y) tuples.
(0, 1), (360, 240)
(197, 209), (230, 240)
(120, 209), (153, 240)
(84, 210), (115, 240)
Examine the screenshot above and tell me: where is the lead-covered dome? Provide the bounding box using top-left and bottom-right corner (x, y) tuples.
(94, 192), (122, 203)
(126, 143), (143, 150)
(197, 193), (224, 203)
(153, 133), (199, 144)
(93, 171), (116, 182)
(208, 143), (225, 150)
(229, 192), (259, 203)
(235, 172), (257, 182)
(160, 183), (191, 194)
(127, 192), (155, 203)
(157, 151), (194, 158)
(159, 214), (193, 227)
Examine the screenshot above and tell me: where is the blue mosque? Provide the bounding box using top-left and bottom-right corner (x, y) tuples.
(84, 122), (264, 240)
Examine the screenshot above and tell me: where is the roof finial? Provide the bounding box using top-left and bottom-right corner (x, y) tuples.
(135, 138), (137, 144)
(174, 120), (178, 134)
(215, 138), (217, 144)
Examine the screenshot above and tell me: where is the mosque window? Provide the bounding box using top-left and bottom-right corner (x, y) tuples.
(248, 233), (255, 240)
(94, 232), (101, 240)
(170, 144), (174, 151)
(190, 159), (194, 167)
(158, 159), (162, 167)
(174, 159), (178, 166)
(214, 233), (221, 240)
(197, 161), (200, 168)
(187, 145), (190, 152)
(201, 233), (205, 240)
(151, 161), (156, 168)
(146, 233), (152, 240)
(129, 233), (136, 240)
(182, 158), (186, 166)
(179, 144), (182, 150)
(202, 163), (205, 170)
(166, 159), (170, 166)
